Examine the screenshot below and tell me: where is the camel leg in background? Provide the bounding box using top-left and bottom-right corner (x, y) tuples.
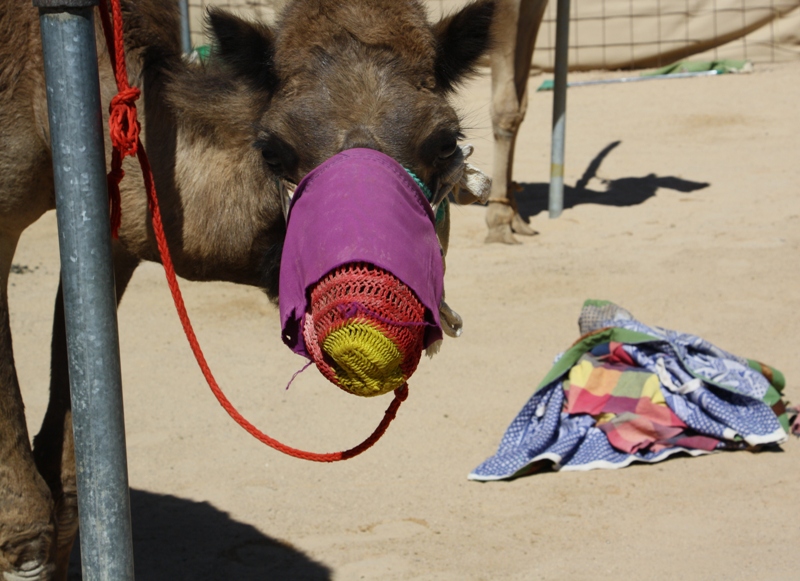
(32, 245), (140, 581)
(0, 83), (61, 577)
(486, 0), (548, 244)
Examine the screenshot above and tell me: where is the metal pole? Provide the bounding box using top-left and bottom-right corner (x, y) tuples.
(548, 0), (571, 218)
(36, 2), (135, 579)
(179, 0), (192, 54)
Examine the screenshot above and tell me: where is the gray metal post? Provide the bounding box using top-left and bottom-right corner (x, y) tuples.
(548, 0), (571, 218)
(179, 0), (192, 54)
(36, 2), (135, 580)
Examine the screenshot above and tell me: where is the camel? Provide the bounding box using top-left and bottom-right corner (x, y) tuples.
(0, 0), (496, 578)
(486, 0), (548, 244)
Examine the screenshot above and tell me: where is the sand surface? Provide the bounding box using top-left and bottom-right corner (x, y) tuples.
(12, 62), (800, 580)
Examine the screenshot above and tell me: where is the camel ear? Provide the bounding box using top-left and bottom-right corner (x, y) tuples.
(432, 0), (495, 92)
(207, 8), (278, 92)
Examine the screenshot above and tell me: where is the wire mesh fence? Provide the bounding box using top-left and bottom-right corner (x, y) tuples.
(187, 0), (800, 70)
(535, 0), (800, 70)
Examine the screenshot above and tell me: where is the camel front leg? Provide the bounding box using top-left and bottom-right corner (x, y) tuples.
(32, 244), (140, 581)
(0, 232), (56, 581)
(486, 0), (548, 244)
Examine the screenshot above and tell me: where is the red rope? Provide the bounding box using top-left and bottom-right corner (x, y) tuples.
(98, 1), (137, 238)
(96, 0), (406, 462)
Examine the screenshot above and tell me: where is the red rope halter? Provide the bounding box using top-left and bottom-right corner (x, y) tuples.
(96, 0), (406, 462)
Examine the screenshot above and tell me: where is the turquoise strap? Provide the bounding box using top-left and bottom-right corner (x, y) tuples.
(404, 168), (446, 224)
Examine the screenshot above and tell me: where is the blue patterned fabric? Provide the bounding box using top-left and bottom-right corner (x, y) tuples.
(469, 302), (788, 481)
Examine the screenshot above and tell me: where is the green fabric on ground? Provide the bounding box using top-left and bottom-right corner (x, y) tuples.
(642, 59), (751, 76)
(536, 59), (751, 92)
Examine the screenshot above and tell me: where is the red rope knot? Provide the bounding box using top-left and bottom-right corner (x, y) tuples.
(108, 86), (141, 158)
(106, 86), (140, 238)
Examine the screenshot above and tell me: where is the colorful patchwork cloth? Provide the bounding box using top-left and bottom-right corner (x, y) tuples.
(469, 300), (791, 481)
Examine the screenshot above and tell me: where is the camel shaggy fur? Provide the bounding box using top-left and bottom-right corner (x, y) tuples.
(0, 0), (495, 578)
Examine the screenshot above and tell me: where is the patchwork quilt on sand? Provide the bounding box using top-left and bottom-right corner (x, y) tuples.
(470, 300), (794, 481)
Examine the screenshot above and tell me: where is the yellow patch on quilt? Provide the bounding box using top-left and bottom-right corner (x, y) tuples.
(641, 374), (667, 406)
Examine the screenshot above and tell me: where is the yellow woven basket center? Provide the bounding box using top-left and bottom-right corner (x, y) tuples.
(322, 322), (406, 397)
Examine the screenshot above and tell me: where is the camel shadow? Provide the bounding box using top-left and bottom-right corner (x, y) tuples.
(69, 489), (331, 581)
(513, 141), (710, 221)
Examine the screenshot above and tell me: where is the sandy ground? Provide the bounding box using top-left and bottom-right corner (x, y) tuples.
(11, 61), (800, 580)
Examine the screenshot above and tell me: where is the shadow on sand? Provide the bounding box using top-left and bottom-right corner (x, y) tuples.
(513, 141), (710, 221)
(69, 489), (331, 581)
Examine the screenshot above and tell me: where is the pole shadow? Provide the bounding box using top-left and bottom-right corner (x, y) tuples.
(69, 489), (331, 581)
(513, 141), (711, 221)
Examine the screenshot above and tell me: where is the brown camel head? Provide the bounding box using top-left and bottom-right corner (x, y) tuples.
(146, 0), (494, 297)
(210, 0), (494, 190)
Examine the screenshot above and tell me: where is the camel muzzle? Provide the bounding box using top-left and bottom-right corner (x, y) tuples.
(279, 148), (444, 396)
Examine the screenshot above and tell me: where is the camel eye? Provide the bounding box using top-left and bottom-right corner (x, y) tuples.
(255, 135), (298, 178)
(438, 138), (458, 159)
(261, 148), (282, 172)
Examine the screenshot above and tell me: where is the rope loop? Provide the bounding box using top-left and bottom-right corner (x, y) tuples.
(96, 0), (406, 462)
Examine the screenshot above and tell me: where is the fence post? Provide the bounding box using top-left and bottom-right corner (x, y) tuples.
(35, 1), (135, 579)
(179, 0), (192, 54)
(548, 0), (571, 218)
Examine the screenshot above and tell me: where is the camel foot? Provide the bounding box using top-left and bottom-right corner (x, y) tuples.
(485, 202), (521, 244)
(484, 224), (521, 245)
(511, 213), (538, 236)
(0, 525), (56, 581)
(3, 563), (50, 581)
